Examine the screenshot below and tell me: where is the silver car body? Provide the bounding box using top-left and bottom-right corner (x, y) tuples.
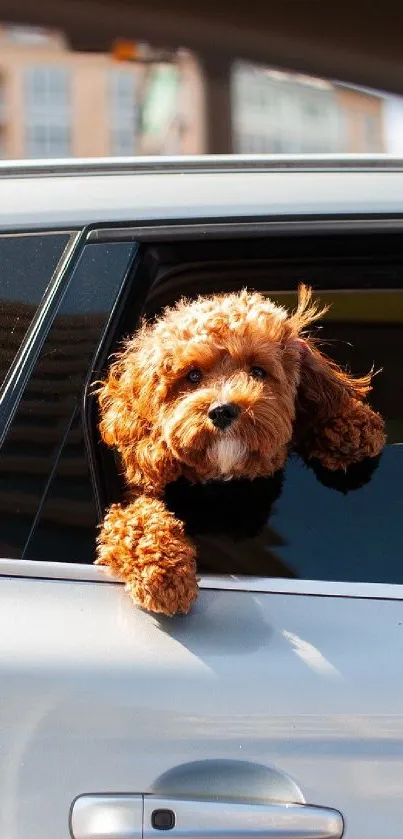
(0, 156), (402, 839)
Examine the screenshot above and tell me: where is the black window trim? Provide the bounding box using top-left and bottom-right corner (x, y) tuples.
(82, 243), (144, 520)
(86, 215), (403, 244)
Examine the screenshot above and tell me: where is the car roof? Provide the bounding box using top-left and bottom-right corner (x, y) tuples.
(2, 154), (403, 232)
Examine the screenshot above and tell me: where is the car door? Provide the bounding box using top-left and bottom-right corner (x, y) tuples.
(0, 213), (402, 839)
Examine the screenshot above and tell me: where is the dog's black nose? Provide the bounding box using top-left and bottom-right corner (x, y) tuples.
(208, 402), (240, 430)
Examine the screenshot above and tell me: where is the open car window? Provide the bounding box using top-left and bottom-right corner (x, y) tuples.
(94, 234), (403, 585)
(1, 227), (402, 588)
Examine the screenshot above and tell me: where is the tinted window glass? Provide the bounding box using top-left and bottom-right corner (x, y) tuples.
(0, 233), (71, 386)
(267, 289), (402, 583)
(23, 409), (98, 563)
(0, 241), (137, 561)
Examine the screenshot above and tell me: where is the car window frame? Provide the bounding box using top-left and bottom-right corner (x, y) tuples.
(82, 217), (403, 600)
(1, 214), (402, 601)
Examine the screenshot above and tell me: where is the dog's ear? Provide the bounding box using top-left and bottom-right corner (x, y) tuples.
(286, 286), (386, 471)
(96, 333), (180, 495)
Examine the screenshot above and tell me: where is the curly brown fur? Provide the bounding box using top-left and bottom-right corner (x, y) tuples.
(97, 497), (197, 615)
(297, 397), (385, 470)
(95, 285), (386, 615)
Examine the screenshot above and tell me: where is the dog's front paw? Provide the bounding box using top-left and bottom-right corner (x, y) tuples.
(126, 560), (198, 616)
(96, 497), (198, 616)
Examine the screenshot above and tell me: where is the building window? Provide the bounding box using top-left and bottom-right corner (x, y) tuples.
(25, 66), (71, 158)
(109, 69), (138, 156)
(110, 127), (135, 156)
(362, 113), (381, 152)
(26, 125), (70, 158)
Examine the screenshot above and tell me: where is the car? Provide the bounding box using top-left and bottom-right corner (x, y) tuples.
(0, 154), (402, 839)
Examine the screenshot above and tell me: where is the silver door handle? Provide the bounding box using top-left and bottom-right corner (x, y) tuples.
(71, 794), (344, 839)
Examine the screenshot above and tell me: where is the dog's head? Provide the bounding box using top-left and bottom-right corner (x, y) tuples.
(97, 286), (385, 493)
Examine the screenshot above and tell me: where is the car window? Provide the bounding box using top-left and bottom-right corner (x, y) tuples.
(0, 241), (138, 561)
(0, 233), (71, 387)
(110, 233), (403, 586)
(4, 231), (403, 586)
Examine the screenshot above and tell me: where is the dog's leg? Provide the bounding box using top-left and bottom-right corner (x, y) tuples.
(95, 496), (197, 616)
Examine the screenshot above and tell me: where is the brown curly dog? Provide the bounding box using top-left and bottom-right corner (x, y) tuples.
(95, 285), (385, 615)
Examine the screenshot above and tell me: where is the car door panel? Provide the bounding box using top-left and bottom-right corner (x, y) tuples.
(0, 197), (402, 839)
(0, 569), (402, 839)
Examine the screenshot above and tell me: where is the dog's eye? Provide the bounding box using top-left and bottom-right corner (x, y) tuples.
(250, 365), (267, 380)
(186, 368), (203, 384)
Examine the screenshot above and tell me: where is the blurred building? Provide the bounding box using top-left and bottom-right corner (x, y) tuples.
(232, 63), (385, 154)
(335, 84), (385, 153)
(144, 60), (387, 155)
(0, 23), (392, 159)
(0, 24), (141, 158)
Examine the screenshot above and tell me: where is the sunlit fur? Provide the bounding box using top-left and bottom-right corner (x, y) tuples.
(95, 285), (386, 616)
